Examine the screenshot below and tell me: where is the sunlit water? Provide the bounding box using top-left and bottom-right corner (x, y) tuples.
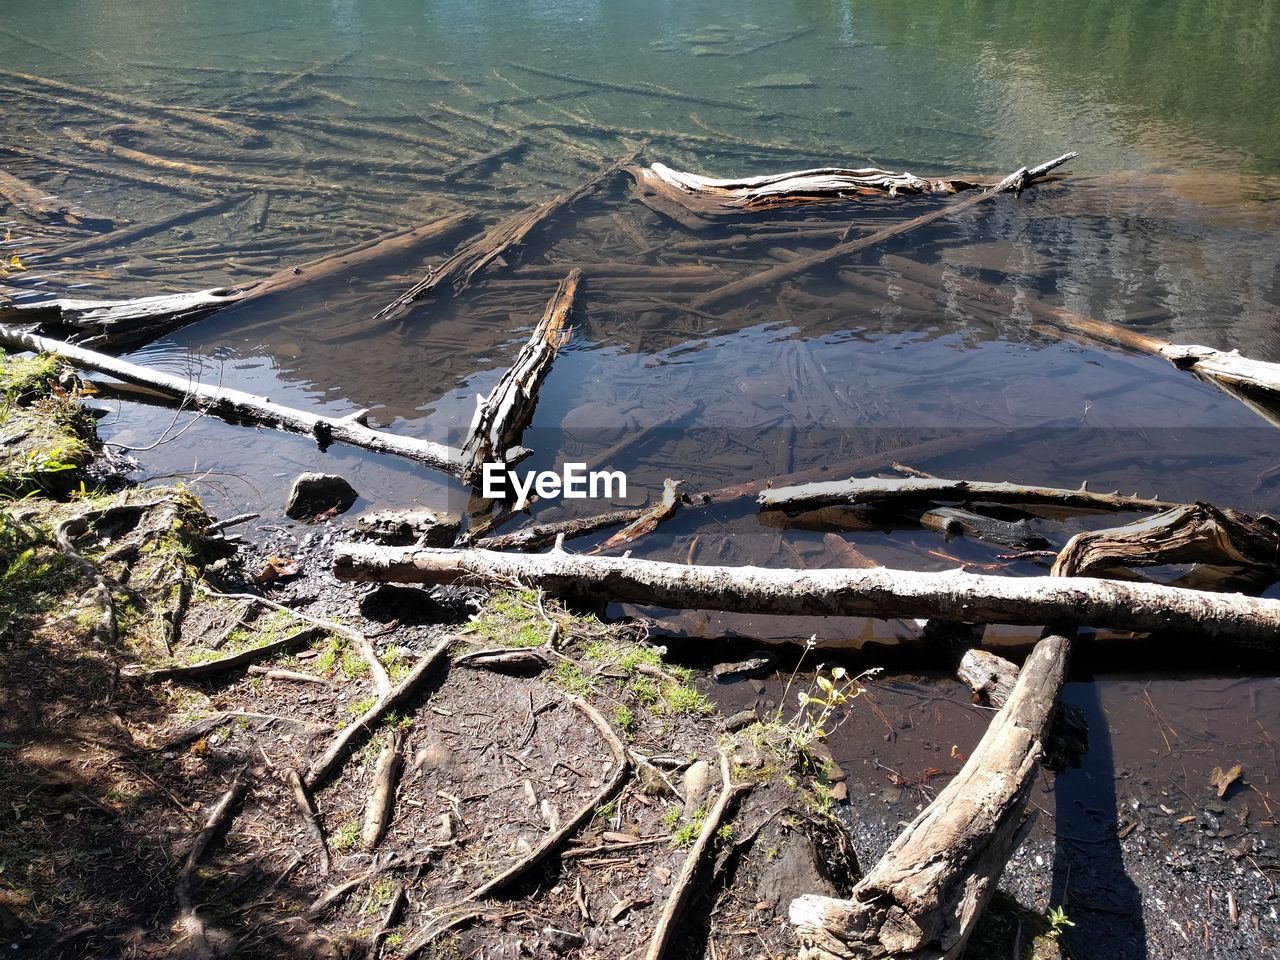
(3, 3), (1280, 949)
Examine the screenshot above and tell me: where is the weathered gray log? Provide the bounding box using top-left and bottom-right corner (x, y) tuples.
(1052, 502), (1280, 578)
(789, 630), (1071, 960)
(0, 326), (462, 474)
(759, 475), (1178, 513)
(918, 506), (1052, 550)
(691, 153), (1076, 308)
(957, 647), (1087, 770)
(5, 212), (476, 348)
(365, 144), (643, 327)
(626, 162), (987, 221)
(0, 168), (118, 229)
(472, 505), (649, 552)
(331, 545), (1280, 645)
(459, 270), (578, 484)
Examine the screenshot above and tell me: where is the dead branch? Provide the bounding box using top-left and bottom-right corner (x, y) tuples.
(472, 504), (650, 551)
(459, 270), (579, 484)
(0, 168), (118, 229)
(590, 477), (683, 554)
(691, 152), (1076, 308)
(0, 326), (462, 473)
(644, 749), (749, 960)
(758, 474), (1179, 513)
(360, 730), (405, 851)
(284, 767), (331, 875)
(332, 544), (1280, 645)
(305, 634), (454, 789)
(917, 506), (1052, 550)
(366, 144), (644, 326)
(121, 625), (325, 682)
(1052, 502), (1280, 579)
(790, 630), (1072, 959)
(247, 665), (331, 686)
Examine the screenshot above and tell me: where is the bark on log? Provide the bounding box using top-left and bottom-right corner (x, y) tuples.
(330, 545), (1280, 645)
(363, 144), (643, 328)
(1052, 502), (1280, 579)
(691, 153), (1076, 309)
(5, 212), (476, 348)
(789, 630), (1071, 960)
(0, 168), (118, 230)
(759, 475), (1178, 514)
(459, 270), (578, 484)
(626, 162), (987, 222)
(0, 326), (462, 473)
(957, 647), (1088, 770)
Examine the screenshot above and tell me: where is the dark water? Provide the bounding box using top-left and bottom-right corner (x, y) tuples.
(3, 1), (1280, 950)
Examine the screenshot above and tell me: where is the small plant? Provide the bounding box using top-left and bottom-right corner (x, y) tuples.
(657, 681), (713, 717)
(594, 801), (615, 821)
(349, 695), (377, 716)
(775, 638), (879, 751)
(332, 820), (360, 851)
(614, 704), (634, 732)
(552, 660), (593, 695)
(716, 823), (733, 842)
(340, 645), (370, 680)
(1046, 905), (1075, 939)
(386, 710), (414, 731)
(629, 676), (660, 705)
(314, 636), (342, 674)
(662, 805), (681, 829)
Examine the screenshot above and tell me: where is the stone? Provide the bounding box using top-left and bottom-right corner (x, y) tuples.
(284, 472), (358, 520)
(682, 759), (713, 816)
(414, 737), (452, 773)
(721, 709), (759, 732)
(355, 506), (461, 546)
(754, 833), (839, 918)
(712, 652), (778, 683)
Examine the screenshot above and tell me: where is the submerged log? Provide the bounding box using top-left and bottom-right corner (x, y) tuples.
(364, 143), (644, 328)
(48, 196), (239, 260)
(0, 326), (462, 474)
(1052, 502), (1280, 579)
(459, 270), (579, 484)
(626, 161), (987, 222)
(331, 545), (1280, 645)
(5, 212), (476, 348)
(789, 630), (1072, 959)
(691, 152), (1077, 309)
(0, 168), (118, 230)
(759, 475), (1178, 514)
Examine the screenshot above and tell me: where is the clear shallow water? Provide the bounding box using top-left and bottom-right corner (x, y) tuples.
(3, 4), (1280, 949)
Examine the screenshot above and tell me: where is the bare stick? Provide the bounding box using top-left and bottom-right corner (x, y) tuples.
(589, 477), (682, 554)
(176, 771), (248, 956)
(473, 505), (649, 552)
(305, 635), (454, 789)
(284, 767), (331, 875)
(0, 326), (462, 474)
(692, 153), (1076, 308)
(645, 749), (748, 960)
(360, 731), (405, 851)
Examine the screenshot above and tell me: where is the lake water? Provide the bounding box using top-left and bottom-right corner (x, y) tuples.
(3, 3), (1280, 954)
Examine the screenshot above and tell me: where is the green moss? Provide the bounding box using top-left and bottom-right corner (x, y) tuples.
(629, 676), (660, 706)
(349, 695), (377, 716)
(657, 681), (714, 717)
(551, 660), (594, 695)
(332, 820), (360, 851)
(614, 704), (635, 732)
(464, 587), (549, 648)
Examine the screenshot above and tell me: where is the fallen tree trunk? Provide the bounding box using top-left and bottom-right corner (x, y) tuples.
(48, 196), (239, 260)
(4, 211), (476, 348)
(758, 475), (1179, 513)
(363, 143), (644, 328)
(0, 326), (462, 473)
(691, 152), (1076, 309)
(0, 168), (118, 230)
(331, 544), (1280, 644)
(789, 630), (1072, 959)
(626, 161), (988, 223)
(458, 270), (578, 484)
(1052, 502), (1280, 579)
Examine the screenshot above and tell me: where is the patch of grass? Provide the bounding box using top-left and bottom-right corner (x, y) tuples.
(628, 676), (660, 706)
(383, 646), (412, 681)
(551, 660), (594, 695)
(340, 645), (370, 680)
(464, 587), (548, 648)
(672, 806), (706, 848)
(332, 820), (360, 851)
(662, 805), (681, 829)
(584, 639), (662, 673)
(349, 695), (377, 716)
(314, 636), (342, 674)
(594, 801), (615, 821)
(366, 878), (395, 915)
(657, 681), (713, 717)
(613, 704), (635, 732)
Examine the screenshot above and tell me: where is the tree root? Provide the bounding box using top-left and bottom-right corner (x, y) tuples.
(121, 626), (325, 682)
(361, 730), (405, 851)
(644, 749), (749, 960)
(52, 514), (117, 644)
(284, 767), (331, 875)
(176, 770), (248, 959)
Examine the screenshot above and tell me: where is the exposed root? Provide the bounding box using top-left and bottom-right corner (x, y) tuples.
(284, 767), (331, 876)
(121, 625), (326, 682)
(175, 770), (248, 958)
(361, 730), (405, 851)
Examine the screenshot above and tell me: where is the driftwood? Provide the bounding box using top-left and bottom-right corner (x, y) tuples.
(459, 270), (579, 484)
(758, 475), (1178, 513)
(0, 143), (219, 199)
(331, 545), (1280, 644)
(627, 162), (987, 224)
(365, 144), (643, 327)
(590, 478), (683, 554)
(1052, 502), (1280, 579)
(918, 506), (1052, 550)
(472, 505), (650, 552)
(691, 153), (1076, 309)
(957, 647), (1088, 770)
(0, 168), (118, 230)
(880, 254), (1280, 422)
(790, 631), (1071, 959)
(6, 211), (476, 347)
(0, 326), (462, 473)
(0, 69), (263, 146)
